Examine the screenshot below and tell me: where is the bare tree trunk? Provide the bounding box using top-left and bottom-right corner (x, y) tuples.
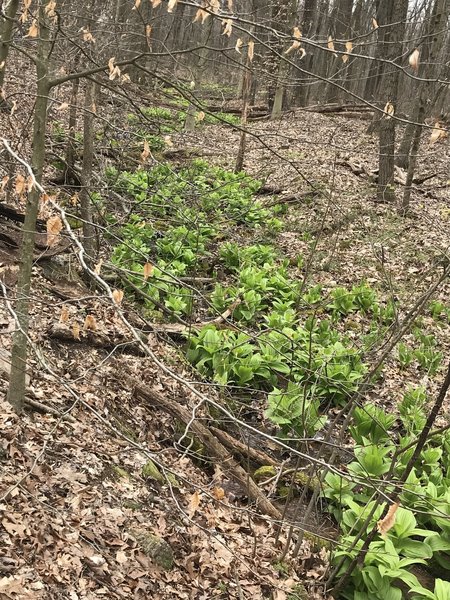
(185, 18), (213, 131)
(64, 77), (80, 184)
(376, 0), (408, 202)
(8, 1), (51, 413)
(80, 79), (97, 271)
(0, 0), (20, 99)
(325, 0), (353, 104)
(235, 61), (252, 172)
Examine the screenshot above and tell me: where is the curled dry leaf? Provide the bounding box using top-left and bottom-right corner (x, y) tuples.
(1, 175), (9, 192)
(146, 25), (152, 48)
(56, 102), (69, 111)
(25, 20), (39, 38)
(227, 0), (233, 10)
(247, 40), (255, 62)
(151, 0), (162, 7)
(133, 0), (141, 8)
(408, 48), (420, 73)
(327, 36), (337, 56)
(167, 0), (177, 13)
(82, 28), (95, 43)
(193, 8), (209, 23)
(46, 215), (63, 247)
(84, 315), (97, 331)
(377, 502), (399, 537)
(383, 101), (395, 119)
(94, 259), (103, 275)
(15, 174), (26, 197)
(235, 38), (243, 53)
(112, 289), (124, 304)
(222, 19), (233, 37)
(372, 17), (378, 29)
(196, 111), (205, 122)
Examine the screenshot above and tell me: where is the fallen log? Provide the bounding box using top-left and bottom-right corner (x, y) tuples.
(47, 323), (147, 355)
(133, 383), (282, 520)
(210, 426), (278, 467)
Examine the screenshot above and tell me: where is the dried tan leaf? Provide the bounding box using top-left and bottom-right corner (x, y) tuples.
(327, 36), (335, 52)
(212, 487), (225, 501)
(82, 28), (95, 43)
(72, 323), (81, 340)
(189, 490), (201, 516)
(46, 215), (63, 247)
(235, 38), (243, 53)
(143, 262), (154, 280)
(15, 174), (26, 196)
(196, 111), (205, 122)
(25, 20), (39, 38)
(1, 175), (10, 192)
(408, 48), (420, 73)
(146, 24), (152, 48)
(227, 0), (233, 10)
(383, 101), (395, 119)
(193, 8), (209, 23)
(56, 102), (69, 111)
(83, 315), (97, 331)
(133, 0), (141, 8)
(151, 0), (162, 7)
(112, 289), (124, 304)
(167, 0), (177, 13)
(247, 40), (255, 62)
(293, 26), (301, 40)
(377, 502), (399, 537)
(141, 139), (151, 163)
(59, 306), (70, 323)
(285, 40), (301, 55)
(430, 122), (447, 144)
(45, 0), (57, 17)
(372, 17), (378, 29)
(222, 18), (232, 37)
(94, 259), (103, 275)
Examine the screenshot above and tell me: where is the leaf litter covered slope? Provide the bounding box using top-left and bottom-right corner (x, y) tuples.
(1, 99), (450, 600)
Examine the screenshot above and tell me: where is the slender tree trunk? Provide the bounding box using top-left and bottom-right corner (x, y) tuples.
(235, 61), (252, 172)
(8, 1), (51, 412)
(0, 0), (20, 98)
(64, 77), (80, 184)
(376, 0), (408, 202)
(80, 79), (97, 271)
(185, 18), (213, 132)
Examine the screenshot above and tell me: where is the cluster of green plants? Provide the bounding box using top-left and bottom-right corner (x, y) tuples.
(322, 388), (450, 599)
(397, 329), (443, 375)
(109, 160), (281, 316)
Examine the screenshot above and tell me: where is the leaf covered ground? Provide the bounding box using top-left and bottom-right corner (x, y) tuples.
(1, 83), (450, 599)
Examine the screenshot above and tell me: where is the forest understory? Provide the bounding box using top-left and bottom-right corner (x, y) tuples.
(1, 51), (450, 600)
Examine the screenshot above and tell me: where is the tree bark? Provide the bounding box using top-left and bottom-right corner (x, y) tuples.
(0, 0), (20, 98)
(8, 1), (51, 412)
(80, 79), (97, 272)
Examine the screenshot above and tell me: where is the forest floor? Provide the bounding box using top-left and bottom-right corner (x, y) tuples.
(0, 89), (450, 600)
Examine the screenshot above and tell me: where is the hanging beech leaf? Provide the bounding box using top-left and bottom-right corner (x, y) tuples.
(56, 102), (69, 111)
(196, 111), (205, 121)
(15, 174), (26, 196)
(377, 502), (399, 537)
(430, 123), (447, 144)
(141, 139), (151, 163)
(222, 19), (232, 37)
(383, 101), (395, 119)
(408, 48), (420, 73)
(133, 0), (141, 8)
(25, 20), (39, 38)
(82, 28), (95, 43)
(1, 175), (9, 192)
(47, 215), (63, 247)
(146, 24), (152, 48)
(193, 8), (209, 23)
(45, 1), (57, 17)
(94, 259), (103, 275)
(227, 0), (233, 10)
(327, 36), (335, 52)
(167, 0), (177, 13)
(151, 0), (162, 7)
(372, 17), (378, 29)
(235, 38), (243, 53)
(143, 262), (154, 280)
(247, 40), (255, 62)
